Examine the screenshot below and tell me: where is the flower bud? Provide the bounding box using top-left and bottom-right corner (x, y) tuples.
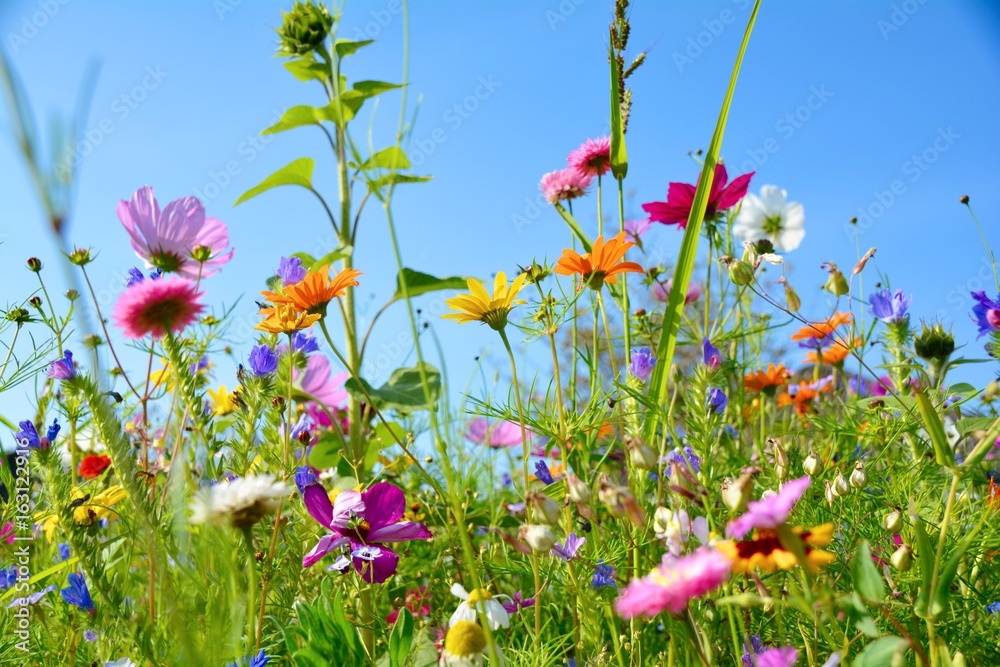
(597, 474), (646, 527)
(6, 308), (30, 324)
(653, 506), (671, 536)
(527, 492), (561, 525)
(983, 381), (1000, 403)
(721, 472), (754, 513)
(774, 464), (788, 482)
(518, 524), (555, 552)
(833, 471), (850, 497)
(953, 651), (967, 667)
(890, 544), (912, 572)
(771, 438), (788, 468)
(26, 257), (42, 272)
(190, 245), (214, 263)
(882, 510), (903, 533)
(783, 280), (801, 313)
(65, 289), (79, 301)
(83, 334), (103, 349)
(565, 473), (592, 505)
(802, 451), (821, 477)
(721, 256), (754, 286)
(277, 0), (334, 56)
(625, 435), (657, 470)
(28, 296), (42, 309)
(914, 322), (955, 361)
(67, 247), (94, 266)
(824, 266), (849, 297)
(849, 461), (867, 489)
(824, 480), (836, 504)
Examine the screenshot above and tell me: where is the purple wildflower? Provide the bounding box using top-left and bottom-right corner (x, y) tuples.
(535, 460), (555, 485)
(14, 420), (39, 449)
(726, 476), (811, 538)
(0, 566), (17, 590)
(592, 560), (617, 589)
(707, 387), (728, 414)
(47, 350), (76, 380)
(248, 344), (279, 376)
(553, 533), (586, 561)
(971, 291), (1000, 338)
(868, 288), (910, 323)
(277, 256), (307, 286)
(629, 346), (657, 381)
(703, 338), (722, 370)
(61, 572), (94, 612)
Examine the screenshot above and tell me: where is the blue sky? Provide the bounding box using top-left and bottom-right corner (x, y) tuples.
(1, 0), (999, 421)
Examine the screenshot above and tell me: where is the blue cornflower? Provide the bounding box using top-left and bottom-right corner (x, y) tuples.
(293, 466), (318, 494)
(46, 418), (60, 443)
(47, 349), (76, 380)
(290, 330), (320, 354)
(277, 256), (307, 286)
(124, 267), (145, 287)
(740, 635), (765, 667)
(189, 356), (209, 375)
(706, 387), (728, 414)
(534, 460), (555, 485)
(501, 473), (513, 487)
(61, 571), (94, 612)
(971, 291), (1000, 338)
(58, 543), (71, 561)
(628, 347), (657, 381)
(987, 601), (1000, 615)
(868, 288), (910, 324)
(0, 566), (17, 590)
(248, 344), (279, 376)
(702, 338), (721, 370)
(666, 446), (701, 475)
(14, 420), (39, 448)
(592, 560), (617, 589)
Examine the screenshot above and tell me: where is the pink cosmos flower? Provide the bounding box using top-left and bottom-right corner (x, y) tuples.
(465, 418), (529, 448)
(642, 164), (754, 229)
(653, 280), (701, 304)
(302, 481), (432, 583)
(118, 185), (234, 278)
(614, 547), (731, 618)
(0, 522), (14, 544)
(293, 355), (348, 410)
(540, 168), (593, 204)
(756, 647), (798, 667)
(726, 476), (811, 539)
(623, 218), (652, 243)
(112, 277), (205, 339)
(567, 136), (611, 177)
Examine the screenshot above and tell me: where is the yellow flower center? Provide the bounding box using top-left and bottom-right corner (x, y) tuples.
(466, 588), (493, 604)
(444, 620), (486, 658)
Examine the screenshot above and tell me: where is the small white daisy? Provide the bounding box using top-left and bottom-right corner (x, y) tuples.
(440, 620), (505, 667)
(733, 185), (805, 252)
(449, 583), (511, 630)
(190, 474), (291, 529)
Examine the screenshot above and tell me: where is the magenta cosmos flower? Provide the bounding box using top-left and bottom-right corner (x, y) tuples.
(465, 418), (530, 448)
(302, 481), (432, 583)
(615, 547), (731, 618)
(118, 185), (234, 278)
(540, 168), (593, 204)
(567, 136), (611, 177)
(112, 277), (205, 339)
(726, 476), (811, 539)
(642, 163), (754, 229)
(757, 647), (799, 667)
(294, 355), (348, 409)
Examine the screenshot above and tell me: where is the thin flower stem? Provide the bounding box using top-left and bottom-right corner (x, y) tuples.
(0, 323), (21, 387)
(964, 201), (1000, 293)
(241, 526), (258, 654)
(617, 178), (632, 393)
(79, 266), (140, 400)
(284, 332), (294, 470)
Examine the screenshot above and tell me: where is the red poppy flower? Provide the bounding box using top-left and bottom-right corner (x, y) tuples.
(78, 454), (112, 479)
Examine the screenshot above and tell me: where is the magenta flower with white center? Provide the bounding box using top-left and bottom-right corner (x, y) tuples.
(726, 476), (811, 539)
(117, 185), (234, 278)
(302, 481), (432, 583)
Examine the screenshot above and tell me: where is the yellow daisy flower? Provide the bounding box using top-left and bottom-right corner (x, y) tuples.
(717, 523), (836, 574)
(207, 385), (241, 416)
(443, 271), (527, 331)
(256, 302), (321, 334)
(35, 485), (129, 541)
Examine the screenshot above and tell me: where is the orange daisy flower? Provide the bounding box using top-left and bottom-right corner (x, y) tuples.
(791, 312), (853, 342)
(261, 265), (361, 315)
(256, 302), (321, 334)
(744, 363), (791, 393)
(777, 379), (834, 415)
(554, 232), (644, 290)
(805, 337), (861, 366)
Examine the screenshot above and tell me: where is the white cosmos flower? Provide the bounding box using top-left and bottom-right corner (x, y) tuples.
(449, 583), (511, 630)
(733, 185), (805, 252)
(190, 474), (291, 529)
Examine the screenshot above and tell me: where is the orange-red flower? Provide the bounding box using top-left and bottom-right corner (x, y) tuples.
(744, 363), (791, 393)
(777, 379), (834, 415)
(805, 337), (861, 366)
(78, 454), (112, 479)
(261, 265), (361, 315)
(554, 232), (643, 290)
(989, 478), (1000, 511)
(791, 312), (853, 342)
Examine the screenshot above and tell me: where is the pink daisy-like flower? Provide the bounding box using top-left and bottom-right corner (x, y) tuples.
(653, 280), (701, 305)
(539, 168), (593, 205)
(642, 163), (754, 229)
(726, 476), (811, 539)
(294, 355), (348, 410)
(465, 418), (530, 448)
(756, 647), (799, 667)
(112, 277), (205, 339)
(567, 136), (611, 177)
(118, 185), (234, 278)
(614, 547), (731, 618)
(623, 218), (652, 243)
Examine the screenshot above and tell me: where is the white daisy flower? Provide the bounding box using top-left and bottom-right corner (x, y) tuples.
(733, 185), (805, 252)
(439, 620), (504, 667)
(449, 583), (511, 630)
(190, 474), (291, 529)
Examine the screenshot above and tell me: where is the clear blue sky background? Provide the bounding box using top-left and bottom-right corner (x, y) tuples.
(2, 0), (999, 421)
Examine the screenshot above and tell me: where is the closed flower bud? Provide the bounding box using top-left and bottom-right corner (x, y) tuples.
(849, 461), (867, 489)
(833, 471), (850, 497)
(914, 322), (955, 361)
(6, 308), (30, 324)
(783, 280), (801, 313)
(825, 266), (849, 297)
(771, 438), (788, 468)
(802, 451), (821, 476)
(653, 506), (671, 535)
(775, 464), (788, 482)
(824, 480), (837, 504)
(65, 289), (79, 301)
(527, 492), (561, 525)
(565, 473), (592, 505)
(890, 544), (912, 572)
(882, 510), (903, 533)
(190, 245), (214, 263)
(625, 435), (657, 470)
(597, 474), (646, 527)
(277, 0), (334, 56)
(28, 296), (42, 309)
(983, 381), (1000, 403)
(83, 334), (103, 349)
(518, 524), (555, 552)
(26, 257), (42, 272)
(721, 256), (754, 286)
(67, 247), (94, 266)
(721, 472), (754, 513)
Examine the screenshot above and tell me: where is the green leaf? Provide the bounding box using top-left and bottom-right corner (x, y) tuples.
(947, 382), (978, 396)
(335, 39), (374, 59)
(852, 636), (908, 667)
(389, 608), (414, 667)
(393, 268), (468, 301)
(933, 517), (984, 615)
(235, 158), (315, 206)
(308, 432), (344, 470)
(853, 540), (885, 602)
(368, 173), (432, 191)
(319, 90), (366, 128)
(353, 79), (403, 98)
(644, 0), (762, 443)
(364, 421), (407, 470)
(608, 44), (627, 180)
(910, 500), (936, 619)
(263, 105), (322, 135)
(345, 363), (441, 413)
(553, 202), (592, 252)
(310, 246), (353, 270)
(284, 58), (331, 83)
(914, 391), (955, 469)
(357, 146), (411, 171)
(962, 416), (1000, 471)
(291, 252), (317, 266)
(955, 416), (996, 438)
